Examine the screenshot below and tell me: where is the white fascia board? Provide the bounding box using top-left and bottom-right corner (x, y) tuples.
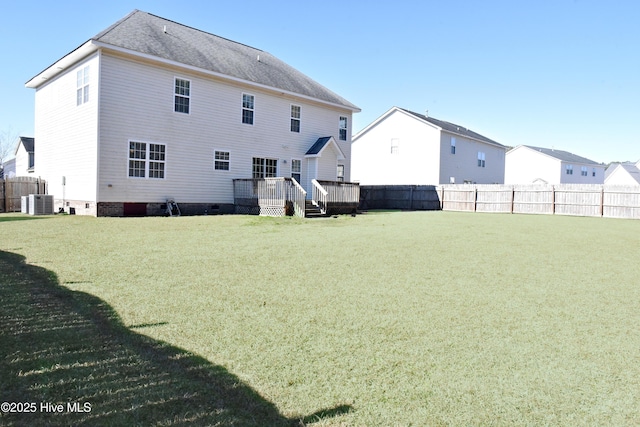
(25, 41), (98, 88)
(91, 41), (360, 112)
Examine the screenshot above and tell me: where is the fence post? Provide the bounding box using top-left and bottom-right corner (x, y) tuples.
(474, 186), (478, 212)
(552, 186), (556, 215)
(511, 185), (515, 214)
(600, 186), (604, 217)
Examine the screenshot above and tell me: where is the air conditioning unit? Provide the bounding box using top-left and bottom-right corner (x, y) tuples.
(21, 196), (29, 214)
(28, 194), (54, 215)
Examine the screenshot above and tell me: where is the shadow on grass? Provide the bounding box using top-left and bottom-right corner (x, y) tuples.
(0, 251), (352, 426)
(0, 214), (52, 222)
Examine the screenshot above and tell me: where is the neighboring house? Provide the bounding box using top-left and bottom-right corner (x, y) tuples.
(25, 10), (359, 216)
(604, 161), (640, 186)
(1, 158), (16, 178)
(505, 145), (605, 184)
(351, 107), (507, 185)
(14, 136), (35, 176)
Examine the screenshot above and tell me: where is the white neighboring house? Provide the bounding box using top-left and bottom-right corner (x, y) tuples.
(14, 137), (35, 176)
(351, 107), (506, 185)
(505, 145), (605, 184)
(604, 161), (640, 186)
(26, 10), (359, 216)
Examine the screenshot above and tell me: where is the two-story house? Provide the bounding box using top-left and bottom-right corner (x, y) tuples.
(505, 145), (605, 184)
(351, 107), (507, 185)
(26, 10), (359, 216)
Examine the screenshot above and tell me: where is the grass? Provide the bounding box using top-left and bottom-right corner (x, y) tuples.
(1, 211), (640, 426)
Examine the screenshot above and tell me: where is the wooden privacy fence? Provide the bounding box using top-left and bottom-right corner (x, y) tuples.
(359, 184), (640, 220)
(0, 177), (47, 213)
(439, 184), (640, 219)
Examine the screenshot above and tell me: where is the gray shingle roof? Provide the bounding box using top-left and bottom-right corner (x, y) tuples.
(19, 137), (34, 153)
(605, 162), (640, 183)
(306, 137), (333, 156)
(521, 145), (600, 165)
(92, 10), (358, 110)
(399, 108), (504, 147)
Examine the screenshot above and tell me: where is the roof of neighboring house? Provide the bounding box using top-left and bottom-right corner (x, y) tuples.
(605, 162), (640, 184)
(15, 136), (34, 154)
(399, 108), (505, 147)
(515, 145), (601, 165)
(27, 10), (359, 112)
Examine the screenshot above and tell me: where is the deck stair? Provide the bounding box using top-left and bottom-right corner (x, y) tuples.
(305, 200), (326, 218)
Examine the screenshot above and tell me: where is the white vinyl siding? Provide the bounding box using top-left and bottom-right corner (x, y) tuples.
(94, 51), (352, 204)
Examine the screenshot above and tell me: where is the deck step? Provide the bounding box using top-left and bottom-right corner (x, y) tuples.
(305, 200), (326, 218)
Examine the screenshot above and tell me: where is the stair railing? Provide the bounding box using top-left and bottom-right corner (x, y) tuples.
(311, 179), (328, 214)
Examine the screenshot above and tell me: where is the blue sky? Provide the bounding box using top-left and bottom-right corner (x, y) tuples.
(1, 0), (638, 163)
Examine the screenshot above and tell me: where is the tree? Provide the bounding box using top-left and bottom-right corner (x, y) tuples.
(0, 127), (19, 175)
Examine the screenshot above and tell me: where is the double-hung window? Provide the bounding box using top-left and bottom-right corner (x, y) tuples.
(290, 105), (301, 132)
(339, 116), (348, 141)
(451, 137), (456, 154)
(581, 166), (588, 176)
(566, 164), (573, 175)
(214, 151), (230, 171)
(291, 159), (301, 183)
(242, 94), (255, 124)
(337, 164), (345, 182)
(391, 138), (400, 155)
(174, 78), (190, 113)
(252, 157), (277, 178)
(76, 65), (89, 106)
(128, 141), (166, 179)
(477, 152), (486, 167)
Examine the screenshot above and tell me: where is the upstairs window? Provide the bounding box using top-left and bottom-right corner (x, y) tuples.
(174, 78), (190, 114)
(76, 65), (89, 106)
(581, 166), (588, 176)
(290, 105), (301, 132)
(242, 94), (255, 124)
(339, 116), (348, 141)
(391, 138), (400, 155)
(451, 137), (456, 154)
(214, 151), (230, 171)
(252, 157), (277, 178)
(592, 168), (596, 177)
(477, 152), (486, 167)
(566, 164), (573, 175)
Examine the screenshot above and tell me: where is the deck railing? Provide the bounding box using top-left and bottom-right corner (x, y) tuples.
(233, 178), (306, 217)
(313, 180), (360, 214)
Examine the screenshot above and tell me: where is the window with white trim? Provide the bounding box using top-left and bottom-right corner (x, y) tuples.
(252, 157), (277, 178)
(290, 105), (301, 132)
(451, 137), (456, 154)
(592, 168), (596, 177)
(242, 94), (255, 124)
(291, 159), (301, 183)
(76, 65), (89, 106)
(128, 141), (166, 179)
(337, 164), (345, 181)
(566, 164), (573, 175)
(581, 166), (588, 176)
(339, 116), (348, 141)
(174, 78), (190, 113)
(214, 151), (230, 170)
(477, 151), (486, 167)
(391, 138), (399, 155)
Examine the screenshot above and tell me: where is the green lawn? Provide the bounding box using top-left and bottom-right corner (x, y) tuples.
(1, 211), (640, 426)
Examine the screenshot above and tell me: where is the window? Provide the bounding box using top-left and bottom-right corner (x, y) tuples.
(391, 138), (400, 155)
(290, 105), (301, 132)
(566, 164), (573, 175)
(128, 141), (166, 179)
(581, 166), (588, 176)
(451, 137), (456, 154)
(477, 152), (486, 167)
(252, 157), (277, 178)
(214, 151), (230, 170)
(242, 94), (254, 124)
(592, 168), (596, 177)
(339, 116), (348, 141)
(76, 65), (89, 106)
(337, 164), (345, 182)
(291, 159), (301, 183)
(174, 78), (190, 113)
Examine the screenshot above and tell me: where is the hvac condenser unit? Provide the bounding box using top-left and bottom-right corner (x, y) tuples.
(28, 194), (54, 215)
(21, 196), (29, 214)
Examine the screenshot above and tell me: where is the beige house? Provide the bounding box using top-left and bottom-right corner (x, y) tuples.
(351, 107), (506, 185)
(26, 10), (359, 216)
(505, 145), (605, 184)
(604, 161), (640, 186)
